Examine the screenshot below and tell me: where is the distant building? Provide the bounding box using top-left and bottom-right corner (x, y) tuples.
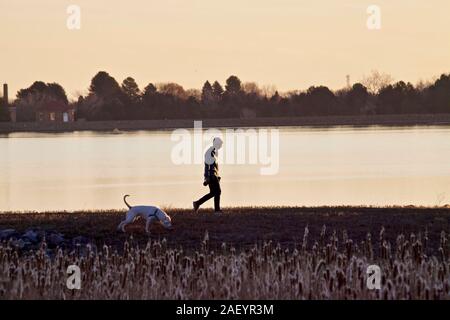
(240, 107), (257, 119)
(36, 100), (75, 123)
(3, 84), (8, 105)
(3, 83), (16, 122)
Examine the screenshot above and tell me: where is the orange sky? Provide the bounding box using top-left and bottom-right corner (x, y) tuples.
(1, 0), (449, 100)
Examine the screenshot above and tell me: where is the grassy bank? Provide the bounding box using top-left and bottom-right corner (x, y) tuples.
(1, 114), (450, 134)
(1, 206), (449, 299)
(1, 206), (449, 252)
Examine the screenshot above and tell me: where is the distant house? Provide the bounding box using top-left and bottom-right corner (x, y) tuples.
(240, 107), (257, 119)
(36, 100), (75, 123)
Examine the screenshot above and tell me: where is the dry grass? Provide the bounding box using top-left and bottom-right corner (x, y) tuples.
(0, 207), (449, 300)
(0, 226), (448, 300)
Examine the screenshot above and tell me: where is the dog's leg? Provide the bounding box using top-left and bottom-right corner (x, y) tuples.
(121, 221), (131, 233)
(145, 218), (152, 234)
(118, 211), (135, 233)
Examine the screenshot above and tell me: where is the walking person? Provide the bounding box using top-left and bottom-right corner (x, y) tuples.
(193, 137), (223, 215)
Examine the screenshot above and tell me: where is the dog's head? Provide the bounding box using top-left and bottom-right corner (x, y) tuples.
(156, 209), (173, 230)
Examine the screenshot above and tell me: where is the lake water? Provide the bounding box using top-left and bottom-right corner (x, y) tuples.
(1, 126), (449, 211)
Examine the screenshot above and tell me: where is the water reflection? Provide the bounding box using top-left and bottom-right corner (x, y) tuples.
(0, 126), (449, 211)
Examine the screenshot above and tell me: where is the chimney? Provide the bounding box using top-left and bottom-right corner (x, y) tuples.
(3, 83), (8, 105)
(3, 83), (16, 122)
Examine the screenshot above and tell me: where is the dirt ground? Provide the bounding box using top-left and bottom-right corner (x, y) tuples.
(1, 206), (449, 253)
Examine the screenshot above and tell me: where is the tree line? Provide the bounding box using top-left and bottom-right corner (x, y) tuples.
(4, 70), (450, 122)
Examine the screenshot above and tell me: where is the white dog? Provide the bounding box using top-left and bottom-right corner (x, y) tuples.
(118, 195), (173, 233)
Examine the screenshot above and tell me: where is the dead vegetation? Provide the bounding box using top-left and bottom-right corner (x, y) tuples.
(0, 207), (449, 299)
(0, 225), (448, 299)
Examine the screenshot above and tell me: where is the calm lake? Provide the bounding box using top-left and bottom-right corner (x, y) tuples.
(1, 126), (449, 211)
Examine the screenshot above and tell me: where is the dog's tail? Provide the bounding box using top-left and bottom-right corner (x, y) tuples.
(123, 195), (132, 209)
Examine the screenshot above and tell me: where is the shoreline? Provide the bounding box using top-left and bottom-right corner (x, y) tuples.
(1, 113), (450, 134)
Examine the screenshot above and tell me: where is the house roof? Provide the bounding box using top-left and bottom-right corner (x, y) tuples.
(37, 100), (74, 112)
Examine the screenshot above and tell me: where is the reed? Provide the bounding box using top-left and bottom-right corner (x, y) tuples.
(0, 227), (448, 300)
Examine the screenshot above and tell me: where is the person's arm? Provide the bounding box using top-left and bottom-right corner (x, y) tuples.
(203, 148), (216, 184)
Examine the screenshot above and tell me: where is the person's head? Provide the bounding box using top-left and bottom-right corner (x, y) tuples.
(213, 137), (223, 150)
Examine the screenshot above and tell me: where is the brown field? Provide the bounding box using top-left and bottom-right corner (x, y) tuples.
(0, 206), (449, 251)
(0, 207), (449, 299)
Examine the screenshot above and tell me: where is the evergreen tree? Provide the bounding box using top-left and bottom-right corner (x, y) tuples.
(142, 83), (157, 100)
(212, 81), (224, 101)
(121, 77), (141, 103)
(89, 71), (122, 98)
(225, 75), (242, 96)
(201, 81), (214, 105)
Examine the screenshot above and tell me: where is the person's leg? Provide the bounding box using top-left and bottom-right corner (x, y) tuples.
(214, 193), (221, 211)
(195, 182), (215, 207)
(211, 180), (221, 211)
(209, 179), (222, 211)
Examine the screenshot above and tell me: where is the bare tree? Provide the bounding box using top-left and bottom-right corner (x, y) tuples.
(415, 76), (438, 91)
(260, 84), (278, 98)
(157, 83), (187, 99)
(361, 70), (394, 94)
(186, 88), (201, 100)
(242, 82), (261, 96)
